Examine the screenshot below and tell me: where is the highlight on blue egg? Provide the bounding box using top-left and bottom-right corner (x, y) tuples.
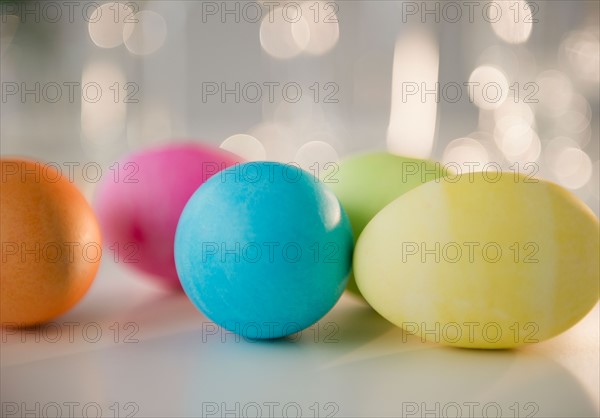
(174, 161), (354, 339)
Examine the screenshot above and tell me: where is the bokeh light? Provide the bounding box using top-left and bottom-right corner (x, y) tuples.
(494, 122), (541, 163)
(88, 3), (133, 49)
(80, 61), (127, 147)
(443, 137), (490, 171)
(490, 0), (533, 44)
(291, 1), (339, 55)
(556, 94), (593, 145)
(387, 30), (439, 159)
(552, 147), (593, 190)
(248, 122), (297, 162)
(544, 136), (580, 162)
(294, 140), (339, 175)
(535, 70), (574, 118)
(544, 137), (593, 190)
(468, 65), (509, 110)
(259, 6), (308, 59)
(494, 97), (536, 132)
(220, 134), (267, 161)
(123, 10), (167, 56)
(561, 27), (600, 84)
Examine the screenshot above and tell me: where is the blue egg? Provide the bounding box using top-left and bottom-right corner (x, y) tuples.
(175, 161), (353, 339)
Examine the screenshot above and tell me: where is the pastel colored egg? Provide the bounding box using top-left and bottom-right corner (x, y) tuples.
(354, 172), (599, 349)
(1, 158), (101, 327)
(175, 161), (353, 339)
(95, 143), (241, 289)
(328, 152), (446, 297)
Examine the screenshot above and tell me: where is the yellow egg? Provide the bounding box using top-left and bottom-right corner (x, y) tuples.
(354, 172), (599, 349)
(1, 159), (101, 327)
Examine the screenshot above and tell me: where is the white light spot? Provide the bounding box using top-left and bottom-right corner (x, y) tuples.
(291, 1), (339, 55)
(81, 61), (127, 146)
(494, 122), (539, 162)
(544, 137), (579, 164)
(494, 97), (535, 129)
(468, 66), (509, 110)
(220, 134), (266, 161)
(535, 70), (573, 118)
(88, 3), (133, 49)
(322, 188), (342, 231)
(561, 28), (600, 84)
(123, 10), (167, 56)
(443, 138), (490, 171)
(294, 141), (339, 177)
(260, 6), (308, 59)
(387, 30), (439, 159)
(556, 94), (592, 146)
(553, 148), (593, 190)
(490, 0), (533, 44)
(248, 122), (297, 162)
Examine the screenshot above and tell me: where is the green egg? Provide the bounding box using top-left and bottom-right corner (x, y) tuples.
(328, 152), (447, 298)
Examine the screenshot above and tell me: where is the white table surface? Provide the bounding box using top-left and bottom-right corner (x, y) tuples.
(2, 260), (598, 418)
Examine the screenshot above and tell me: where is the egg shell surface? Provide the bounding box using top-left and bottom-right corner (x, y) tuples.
(354, 172), (600, 348)
(95, 143), (241, 288)
(328, 152), (447, 296)
(1, 158), (101, 326)
(175, 161), (354, 339)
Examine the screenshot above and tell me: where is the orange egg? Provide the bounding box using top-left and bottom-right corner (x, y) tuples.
(1, 158), (101, 327)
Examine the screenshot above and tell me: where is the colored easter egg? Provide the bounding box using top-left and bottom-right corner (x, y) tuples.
(354, 172), (599, 348)
(175, 161), (353, 339)
(1, 159), (101, 326)
(95, 143), (241, 289)
(328, 152), (446, 296)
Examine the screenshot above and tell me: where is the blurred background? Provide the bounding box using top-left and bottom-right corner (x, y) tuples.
(2, 2), (600, 417)
(1, 0), (598, 215)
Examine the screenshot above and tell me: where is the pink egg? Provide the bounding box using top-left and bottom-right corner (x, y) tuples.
(95, 142), (242, 289)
